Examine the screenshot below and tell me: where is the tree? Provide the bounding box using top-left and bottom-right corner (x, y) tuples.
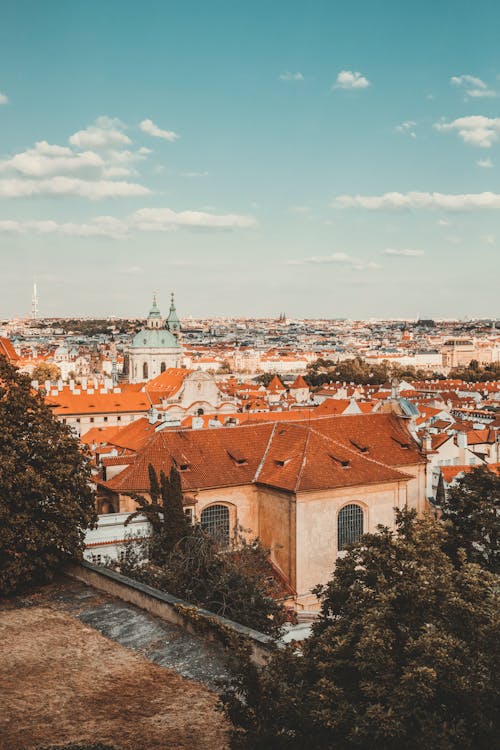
(440, 465), (499, 574)
(222, 510), (499, 749)
(0, 357), (97, 595)
(31, 362), (61, 383)
(124, 464), (187, 564)
(117, 466), (287, 636)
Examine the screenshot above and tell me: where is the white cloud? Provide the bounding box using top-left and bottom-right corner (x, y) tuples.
(333, 70), (370, 90)
(69, 117), (131, 149)
(437, 219), (451, 226)
(0, 140), (104, 177)
(288, 252), (379, 270)
(0, 117), (153, 198)
(279, 71), (304, 81)
(130, 207), (256, 230)
(289, 205), (310, 214)
(481, 233), (496, 245)
(0, 176), (150, 199)
(0, 216), (128, 239)
(434, 116), (500, 148)
(0, 206), (257, 238)
(0, 92), (8, 104)
(395, 121), (416, 138)
(477, 157), (493, 168)
(451, 74), (497, 99)
(139, 118), (179, 142)
(333, 191), (500, 211)
(383, 248), (424, 257)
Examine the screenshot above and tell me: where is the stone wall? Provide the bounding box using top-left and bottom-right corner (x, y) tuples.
(67, 560), (276, 666)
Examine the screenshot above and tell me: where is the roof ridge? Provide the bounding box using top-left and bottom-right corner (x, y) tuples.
(254, 422), (278, 482)
(295, 428), (312, 493)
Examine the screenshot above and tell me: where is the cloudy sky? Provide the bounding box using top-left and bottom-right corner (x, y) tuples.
(1, 0), (499, 319)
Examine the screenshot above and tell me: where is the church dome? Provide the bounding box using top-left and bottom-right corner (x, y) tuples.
(130, 328), (180, 349)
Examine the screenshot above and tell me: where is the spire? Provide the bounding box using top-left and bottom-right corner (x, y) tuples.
(166, 291), (181, 335)
(147, 292), (163, 328)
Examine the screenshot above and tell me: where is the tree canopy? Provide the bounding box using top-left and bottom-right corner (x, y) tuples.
(222, 510), (499, 749)
(0, 356), (97, 595)
(440, 465), (499, 574)
(114, 464), (287, 636)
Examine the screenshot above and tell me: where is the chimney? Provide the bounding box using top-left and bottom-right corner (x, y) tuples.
(457, 431), (467, 449)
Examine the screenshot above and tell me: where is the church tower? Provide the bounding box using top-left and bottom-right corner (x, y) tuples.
(166, 292), (181, 339)
(147, 294), (163, 329)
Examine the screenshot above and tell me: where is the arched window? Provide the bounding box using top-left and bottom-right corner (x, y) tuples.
(160, 361), (166, 373)
(337, 504), (364, 551)
(143, 361), (148, 379)
(201, 504), (230, 546)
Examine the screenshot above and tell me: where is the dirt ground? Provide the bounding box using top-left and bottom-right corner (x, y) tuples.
(0, 603), (229, 750)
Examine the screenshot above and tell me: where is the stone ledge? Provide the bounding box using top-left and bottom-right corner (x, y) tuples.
(66, 560), (276, 665)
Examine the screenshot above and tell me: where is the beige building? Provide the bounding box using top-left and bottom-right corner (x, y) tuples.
(98, 413), (427, 609)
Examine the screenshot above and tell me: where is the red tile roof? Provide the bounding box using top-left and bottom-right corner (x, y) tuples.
(103, 414), (424, 496)
(0, 337), (19, 362)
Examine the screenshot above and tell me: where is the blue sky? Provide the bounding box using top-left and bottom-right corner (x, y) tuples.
(0, 0), (499, 319)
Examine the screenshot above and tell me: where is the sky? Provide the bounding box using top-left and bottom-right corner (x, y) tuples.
(0, 0), (499, 320)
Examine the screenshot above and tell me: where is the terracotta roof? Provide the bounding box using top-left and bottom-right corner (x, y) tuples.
(290, 375), (309, 389)
(267, 375), (285, 392)
(467, 428), (497, 445)
(0, 337), (19, 362)
(103, 414), (424, 496)
(80, 425), (122, 446)
(46, 388), (151, 415)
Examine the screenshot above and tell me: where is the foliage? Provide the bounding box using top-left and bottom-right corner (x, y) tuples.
(448, 360), (500, 382)
(0, 357), (97, 595)
(222, 510), (499, 749)
(440, 465), (500, 574)
(111, 464), (287, 636)
(305, 356), (436, 387)
(124, 464), (187, 564)
(31, 362), (62, 384)
(254, 372), (281, 386)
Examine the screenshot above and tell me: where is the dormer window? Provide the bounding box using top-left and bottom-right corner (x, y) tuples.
(392, 436), (410, 449)
(330, 454), (350, 468)
(171, 450), (190, 471)
(350, 439), (369, 453)
(227, 448), (248, 465)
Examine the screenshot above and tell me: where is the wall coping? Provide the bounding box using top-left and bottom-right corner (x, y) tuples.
(67, 560), (277, 660)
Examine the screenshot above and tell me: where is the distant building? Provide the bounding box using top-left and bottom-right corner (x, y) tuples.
(124, 295), (183, 383)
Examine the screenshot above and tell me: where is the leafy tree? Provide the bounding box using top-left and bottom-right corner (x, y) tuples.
(124, 464), (187, 563)
(31, 362), (62, 383)
(222, 510), (499, 749)
(0, 357), (97, 595)
(115, 465), (287, 636)
(440, 465), (499, 574)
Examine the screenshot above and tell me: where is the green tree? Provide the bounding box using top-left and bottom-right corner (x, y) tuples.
(124, 464), (187, 563)
(222, 510), (499, 749)
(0, 357), (97, 595)
(31, 362), (62, 383)
(440, 465), (499, 574)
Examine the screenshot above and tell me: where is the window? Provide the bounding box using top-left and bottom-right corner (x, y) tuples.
(201, 504), (230, 546)
(90, 417), (94, 423)
(160, 361), (166, 373)
(338, 504), (364, 551)
(143, 362), (148, 379)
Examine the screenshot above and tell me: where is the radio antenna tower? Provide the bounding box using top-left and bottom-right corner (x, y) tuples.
(31, 281), (39, 320)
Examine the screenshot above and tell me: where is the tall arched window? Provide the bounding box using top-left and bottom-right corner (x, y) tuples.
(338, 504), (364, 551)
(201, 504), (230, 546)
(160, 361), (166, 373)
(143, 361), (148, 379)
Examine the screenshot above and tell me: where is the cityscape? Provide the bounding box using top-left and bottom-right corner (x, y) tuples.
(1, 2), (499, 750)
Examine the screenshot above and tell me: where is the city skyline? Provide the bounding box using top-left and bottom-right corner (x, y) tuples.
(1, 0), (500, 318)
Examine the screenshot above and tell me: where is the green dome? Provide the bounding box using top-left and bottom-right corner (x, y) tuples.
(130, 328), (180, 349)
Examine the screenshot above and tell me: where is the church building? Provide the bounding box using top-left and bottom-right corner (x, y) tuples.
(124, 294), (183, 383)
